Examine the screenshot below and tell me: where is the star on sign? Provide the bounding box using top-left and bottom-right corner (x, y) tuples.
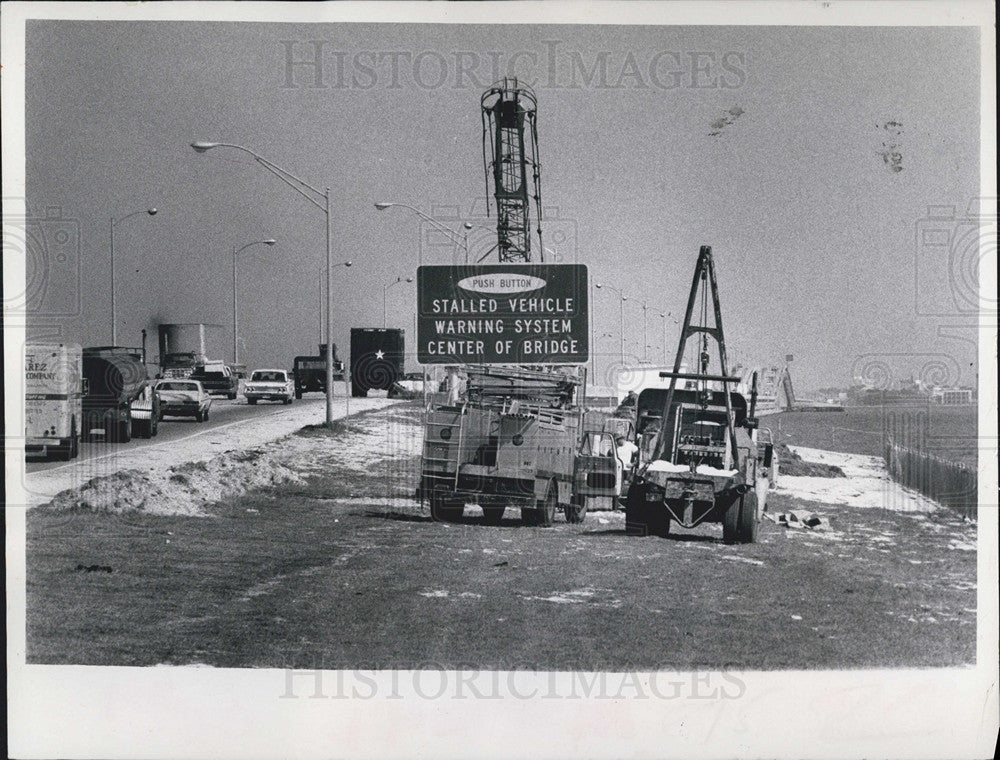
(375, 350), (385, 360)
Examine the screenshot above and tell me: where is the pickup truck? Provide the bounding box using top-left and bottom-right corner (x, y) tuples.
(189, 365), (238, 399)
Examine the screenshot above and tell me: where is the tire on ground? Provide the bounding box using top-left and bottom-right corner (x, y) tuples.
(536, 481), (557, 527)
(722, 494), (741, 544)
(738, 491), (758, 544)
(563, 493), (587, 524)
(482, 507), (505, 525)
(430, 494), (463, 523)
(625, 485), (648, 536)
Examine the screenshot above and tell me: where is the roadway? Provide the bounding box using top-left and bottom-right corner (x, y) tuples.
(25, 395), (326, 474)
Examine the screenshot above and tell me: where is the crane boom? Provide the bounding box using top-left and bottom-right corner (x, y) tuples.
(481, 78), (543, 263)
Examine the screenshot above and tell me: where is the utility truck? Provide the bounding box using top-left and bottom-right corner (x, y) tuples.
(420, 366), (618, 526)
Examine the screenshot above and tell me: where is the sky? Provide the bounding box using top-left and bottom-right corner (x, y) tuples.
(20, 20), (983, 392)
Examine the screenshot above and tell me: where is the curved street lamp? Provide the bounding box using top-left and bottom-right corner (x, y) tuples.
(232, 239), (277, 365)
(110, 207), (157, 345)
(382, 276), (414, 328)
(319, 261), (353, 345)
(374, 202), (467, 262)
(192, 140), (344, 427)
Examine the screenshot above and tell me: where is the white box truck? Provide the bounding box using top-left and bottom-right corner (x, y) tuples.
(25, 343), (83, 460)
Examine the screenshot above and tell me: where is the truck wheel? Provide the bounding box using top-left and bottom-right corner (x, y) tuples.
(118, 416), (132, 444)
(521, 508), (538, 527)
(247, 398), (257, 405)
(430, 495), (463, 523)
(295, 390), (303, 400)
(482, 507), (505, 526)
(150, 411), (159, 437)
(204, 408), (210, 422)
(196, 410), (204, 422)
(722, 496), (740, 544)
(650, 512), (671, 538)
(537, 482), (557, 527)
(69, 418), (79, 459)
(625, 486), (648, 536)
(737, 492), (759, 544)
(564, 494), (587, 524)
(228, 392), (237, 400)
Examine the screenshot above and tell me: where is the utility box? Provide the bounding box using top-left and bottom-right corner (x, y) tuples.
(350, 328), (404, 397)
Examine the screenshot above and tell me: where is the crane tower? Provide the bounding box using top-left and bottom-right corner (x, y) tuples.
(481, 78), (543, 262)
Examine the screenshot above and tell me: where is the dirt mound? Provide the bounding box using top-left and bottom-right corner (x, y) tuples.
(45, 447), (306, 517)
(776, 443), (845, 477)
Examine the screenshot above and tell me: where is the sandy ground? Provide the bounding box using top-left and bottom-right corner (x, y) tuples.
(17, 397), (398, 510)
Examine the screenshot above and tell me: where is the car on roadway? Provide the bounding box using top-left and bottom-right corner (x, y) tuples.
(245, 369), (295, 405)
(154, 379), (212, 422)
(189, 364), (239, 400)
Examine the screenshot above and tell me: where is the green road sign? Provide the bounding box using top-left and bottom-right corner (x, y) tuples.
(417, 264), (589, 365)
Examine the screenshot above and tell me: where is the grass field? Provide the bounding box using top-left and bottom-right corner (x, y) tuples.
(769, 405), (980, 467)
(27, 404), (978, 670)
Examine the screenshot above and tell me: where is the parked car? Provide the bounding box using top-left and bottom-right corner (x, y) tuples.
(154, 379), (212, 421)
(189, 364), (238, 400)
(245, 369), (295, 405)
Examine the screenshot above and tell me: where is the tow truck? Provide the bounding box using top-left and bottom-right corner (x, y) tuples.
(625, 245), (776, 544)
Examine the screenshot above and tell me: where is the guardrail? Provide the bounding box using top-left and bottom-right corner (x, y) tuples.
(884, 436), (977, 520)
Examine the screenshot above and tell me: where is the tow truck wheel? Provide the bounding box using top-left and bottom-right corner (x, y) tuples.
(649, 512), (671, 538)
(722, 496), (740, 544)
(482, 507), (505, 526)
(737, 492), (758, 543)
(625, 487), (647, 536)
(564, 494), (587, 524)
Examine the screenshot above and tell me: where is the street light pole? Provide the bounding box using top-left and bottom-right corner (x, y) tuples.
(110, 207), (157, 345)
(641, 301), (648, 363)
(374, 202), (468, 262)
(192, 141), (347, 427)
(383, 276), (414, 328)
(595, 282), (628, 366)
(233, 238), (277, 365)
